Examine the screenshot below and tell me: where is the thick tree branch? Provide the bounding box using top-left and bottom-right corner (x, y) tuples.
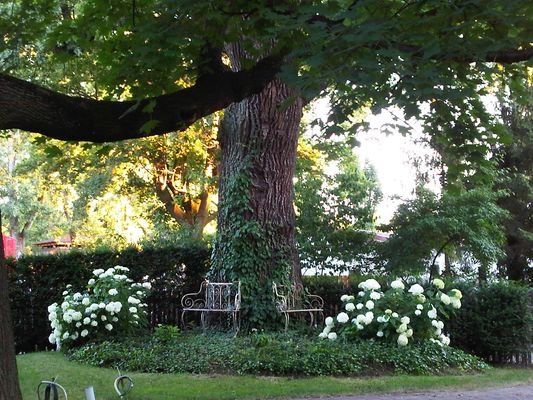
(0, 55), (282, 143)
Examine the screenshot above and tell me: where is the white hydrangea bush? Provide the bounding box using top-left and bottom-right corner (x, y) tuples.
(319, 278), (462, 347)
(48, 266), (151, 349)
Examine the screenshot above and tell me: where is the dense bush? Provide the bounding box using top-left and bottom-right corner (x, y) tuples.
(304, 274), (387, 317)
(68, 331), (488, 376)
(8, 245), (210, 352)
(447, 281), (532, 363)
(48, 266), (151, 349)
(319, 278), (462, 346)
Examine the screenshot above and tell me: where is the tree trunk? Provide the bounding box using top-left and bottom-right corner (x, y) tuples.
(211, 45), (303, 327)
(0, 211), (23, 400)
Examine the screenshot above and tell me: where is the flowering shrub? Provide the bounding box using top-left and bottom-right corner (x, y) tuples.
(319, 278), (462, 346)
(48, 266), (151, 349)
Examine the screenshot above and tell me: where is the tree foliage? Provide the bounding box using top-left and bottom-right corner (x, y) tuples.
(494, 73), (533, 281)
(378, 187), (507, 277)
(295, 138), (381, 274)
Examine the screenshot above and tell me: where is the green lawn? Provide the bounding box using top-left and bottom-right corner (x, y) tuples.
(18, 352), (533, 400)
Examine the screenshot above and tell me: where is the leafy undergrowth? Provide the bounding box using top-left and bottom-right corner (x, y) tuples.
(67, 331), (488, 376)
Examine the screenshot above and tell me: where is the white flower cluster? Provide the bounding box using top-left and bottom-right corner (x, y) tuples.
(319, 277), (462, 347)
(48, 266), (151, 348)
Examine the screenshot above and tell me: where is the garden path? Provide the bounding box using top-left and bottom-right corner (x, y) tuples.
(295, 383), (533, 400)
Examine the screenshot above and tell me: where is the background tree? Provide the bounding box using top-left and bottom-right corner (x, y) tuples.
(295, 138), (381, 274)
(378, 186), (507, 281)
(0, 131), (62, 255)
(491, 75), (533, 282)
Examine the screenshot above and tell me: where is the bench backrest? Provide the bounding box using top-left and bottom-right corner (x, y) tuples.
(205, 281), (241, 311)
(273, 283), (305, 310)
(273, 282), (324, 311)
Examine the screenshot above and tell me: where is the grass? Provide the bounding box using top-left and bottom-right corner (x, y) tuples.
(18, 352), (533, 400)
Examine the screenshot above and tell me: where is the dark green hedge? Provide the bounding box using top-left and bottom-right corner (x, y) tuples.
(446, 281), (532, 364)
(8, 245), (210, 353)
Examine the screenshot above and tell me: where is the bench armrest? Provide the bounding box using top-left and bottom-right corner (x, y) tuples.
(181, 280), (208, 309)
(305, 294), (324, 309)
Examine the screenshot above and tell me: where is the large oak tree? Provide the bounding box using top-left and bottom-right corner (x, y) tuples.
(1, 1), (532, 397)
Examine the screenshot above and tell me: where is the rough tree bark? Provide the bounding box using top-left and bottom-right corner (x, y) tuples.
(211, 44), (303, 326)
(0, 211), (23, 400)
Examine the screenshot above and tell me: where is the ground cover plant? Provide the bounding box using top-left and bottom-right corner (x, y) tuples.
(67, 330), (488, 377)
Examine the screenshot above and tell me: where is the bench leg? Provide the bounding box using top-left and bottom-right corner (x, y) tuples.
(284, 312), (290, 332)
(200, 311), (207, 329)
(308, 311), (315, 328)
(181, 310), (187, 329)
(233, 311), (240, 336)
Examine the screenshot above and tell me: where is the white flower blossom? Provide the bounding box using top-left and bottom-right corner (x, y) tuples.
(358, 279), (381, 291)
(105, 323), (113, 331)
(397, 334), (408, 346)
(82, 298), (90, 306)
(356, 303), (364, 310)
(450, 289), (463, 299)
(365, 300), (375, 310)
(337, 312), (349, 324)
(345, 302), (356, 312)
(390, 280), (405, 290)
(408, 284), (424, 295)
(396, 323), (408, 333)
(451, 298), (461, 309)
(142, 282), (152, 290)
(92, 269), (104, 276)
(428, 306), (437, 319)
(327, 332), (337, 340)
(376, 331), (384, 337)
(129, 307), (138, 314)
(325, 317), (334, 327)
(108, 288), (118, 296)
(370, 291), (381, 300)
(440, 293), (451, 305)
(81, 329), (89, 337)
(400, 316), (410, 325)
(432, 278), (445, 289)
(48, 333), (56, 344)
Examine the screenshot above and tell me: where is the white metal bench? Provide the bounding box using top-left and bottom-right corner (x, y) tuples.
(181, 280), (241, 332)
(272, 282), (324, 331)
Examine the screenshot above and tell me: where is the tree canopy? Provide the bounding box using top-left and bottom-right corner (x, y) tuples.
(1, 1), (531, 143)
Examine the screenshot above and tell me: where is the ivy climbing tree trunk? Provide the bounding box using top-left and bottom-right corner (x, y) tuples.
(0, 210), (23, 400)
(212, 44), (303, 327)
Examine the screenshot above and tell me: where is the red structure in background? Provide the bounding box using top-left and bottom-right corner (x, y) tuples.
(2, 235), (16, 258)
